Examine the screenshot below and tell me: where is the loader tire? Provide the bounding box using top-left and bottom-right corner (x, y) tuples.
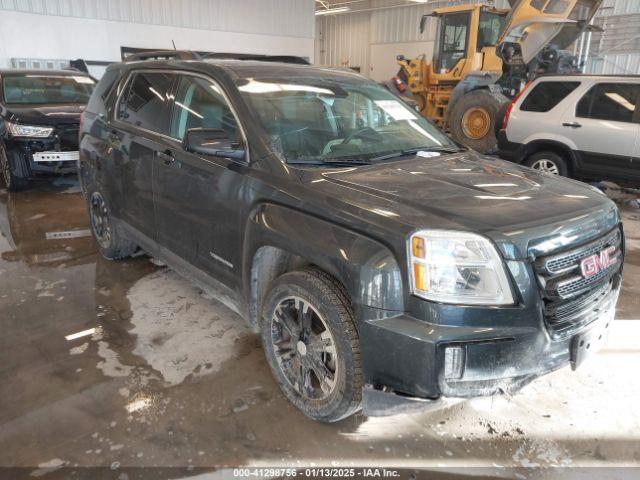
(448, 89), (509, 154)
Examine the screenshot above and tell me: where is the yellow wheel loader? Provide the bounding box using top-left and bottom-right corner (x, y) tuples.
(393, 0), (601, 153)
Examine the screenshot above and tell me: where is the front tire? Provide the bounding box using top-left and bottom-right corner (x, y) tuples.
(261, 269), (362, 422)
(87, 188), (137, 260)
(0, 146), (29, 192)
(524, 151), (569, 177)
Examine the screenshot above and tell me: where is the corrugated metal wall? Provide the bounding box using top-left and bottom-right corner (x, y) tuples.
(0, 0), (315, 38)
(370, 0), (509, 44)
(316, 10), (371, 72)
(599, 0), (640, 16)
(316, 0), (509, 72)
(587, 6), (640, 75)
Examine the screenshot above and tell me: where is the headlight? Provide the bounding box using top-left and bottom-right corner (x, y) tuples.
(6, 121), (54, 138)
(408, 230), (514, 305)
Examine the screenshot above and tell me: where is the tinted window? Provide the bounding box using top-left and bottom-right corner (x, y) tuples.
(170, 76), (240, 142)
(2, 74), (94, 104)
(530, 0), (546, 9)
(577, 83), (639, 123)
(478, 11), (506, 50)
(544, 0), (570, 14)
(119, 72), (174, 134)
(520, 81), (580, 112)
(86, 69), (119, 114)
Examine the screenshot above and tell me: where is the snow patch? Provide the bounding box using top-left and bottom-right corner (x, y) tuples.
(127, 270), (248, 386)
(69, 342), (89, 355)
(30, 459), (66, 477)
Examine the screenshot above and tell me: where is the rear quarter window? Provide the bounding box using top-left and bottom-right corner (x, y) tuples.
(86, 69), (120, 114)
(520, 81), (581, 113)
(576, 82), (639, 123)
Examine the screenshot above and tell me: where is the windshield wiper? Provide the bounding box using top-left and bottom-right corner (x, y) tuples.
(287, 158), (372, 166)
(368, 145), (465, 163)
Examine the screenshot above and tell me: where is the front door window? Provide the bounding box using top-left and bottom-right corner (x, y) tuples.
(169, 75), (241, 145)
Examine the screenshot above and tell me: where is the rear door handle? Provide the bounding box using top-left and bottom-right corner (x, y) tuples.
(562, 122), (582, 128)
(157, 150), (175, 165)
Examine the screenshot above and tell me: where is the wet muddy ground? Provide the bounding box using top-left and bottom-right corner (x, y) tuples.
(1, 177), (639, 479)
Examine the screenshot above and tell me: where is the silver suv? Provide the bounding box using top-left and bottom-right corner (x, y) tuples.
(497, 75), (640, 185)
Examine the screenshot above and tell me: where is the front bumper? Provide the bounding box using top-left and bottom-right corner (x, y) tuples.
(359, 281), (620, 402)
(5, 137), (78, 175)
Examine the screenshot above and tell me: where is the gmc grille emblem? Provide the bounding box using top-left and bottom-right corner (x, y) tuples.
(580, 246), (617, 279)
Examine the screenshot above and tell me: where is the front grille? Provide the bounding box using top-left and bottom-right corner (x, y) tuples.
(542, 229), (621, 275)
(544, 281), (613, 339)
(535, 227), (622, 339)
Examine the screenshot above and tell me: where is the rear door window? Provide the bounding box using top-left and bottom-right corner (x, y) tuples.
(520, 81), (581, 112)
(576, 82), (640, 123)
(118, 72), (175, 134)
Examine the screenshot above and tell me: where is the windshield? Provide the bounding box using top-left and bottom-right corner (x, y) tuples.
(237, 76), (457, 165)
(2, 74), (95, 104)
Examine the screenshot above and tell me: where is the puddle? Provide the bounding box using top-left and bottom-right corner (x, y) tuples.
(128, 269), (249, 386)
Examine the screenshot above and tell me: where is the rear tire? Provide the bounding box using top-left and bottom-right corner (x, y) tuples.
(0, 146), (29, 192)
(524, 151), (569, 177)
(448, 89), (508, 154)
(260, 268), (362, 422)
(86, 187), (137, 260)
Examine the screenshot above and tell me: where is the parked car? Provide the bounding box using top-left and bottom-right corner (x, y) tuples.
(80, 59), (623, 422)
(0, 69), (95, 191)
(497, 75), (640, 185)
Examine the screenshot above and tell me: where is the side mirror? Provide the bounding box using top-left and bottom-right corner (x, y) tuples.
(183, 128), (245, 161)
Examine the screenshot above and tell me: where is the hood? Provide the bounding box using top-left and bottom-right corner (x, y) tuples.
(305, 151), (618, 259)
(498, 0), (601, 64)
(3, 103), (84, 127)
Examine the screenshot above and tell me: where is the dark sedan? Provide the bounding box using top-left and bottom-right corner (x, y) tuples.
(0, 69), (95, 190)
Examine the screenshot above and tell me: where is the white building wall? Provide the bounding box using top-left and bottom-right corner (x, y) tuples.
(0, 0), (316, 71)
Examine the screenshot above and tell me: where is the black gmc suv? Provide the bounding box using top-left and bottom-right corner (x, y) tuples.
(0, 69), (95, 191)
(80, 59), (623, 422)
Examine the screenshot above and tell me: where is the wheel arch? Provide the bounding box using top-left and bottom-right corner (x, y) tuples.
(244, 203), (404, 332)
(522, 139), (577, 174)
(447, 71), (502, 121)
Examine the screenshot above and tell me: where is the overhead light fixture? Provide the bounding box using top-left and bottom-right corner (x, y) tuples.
(315, 6), (350, 15)
(408, 0), (428, 3)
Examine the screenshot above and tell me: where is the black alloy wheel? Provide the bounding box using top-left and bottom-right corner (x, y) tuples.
(261, 269), (362, 422)
(89, 191), (112, 249)
(270, 296), (339, 400)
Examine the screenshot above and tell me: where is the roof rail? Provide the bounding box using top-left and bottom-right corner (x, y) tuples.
(202, 53), (310, 65)
(124, 50), (201, 62)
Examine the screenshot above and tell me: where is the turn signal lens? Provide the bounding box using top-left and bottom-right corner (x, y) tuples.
(413, 262), (427, 292)
(412, 236), (425, 258)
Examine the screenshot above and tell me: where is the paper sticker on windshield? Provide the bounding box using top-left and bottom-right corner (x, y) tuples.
(416, 151), (441, 158)
(375, 100), (417, 121)
(72, 76), (95, 84)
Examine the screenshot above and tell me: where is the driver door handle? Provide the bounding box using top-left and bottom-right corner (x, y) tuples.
(562, 122), (582, 128)
(157, 150), (175, 165)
